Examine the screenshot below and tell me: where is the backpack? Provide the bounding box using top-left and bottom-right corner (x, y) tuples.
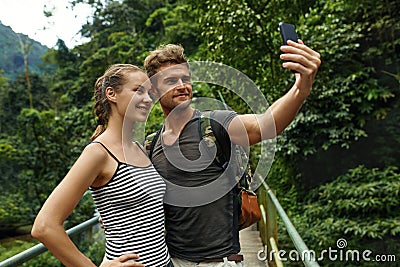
(144, 110), (261, 230)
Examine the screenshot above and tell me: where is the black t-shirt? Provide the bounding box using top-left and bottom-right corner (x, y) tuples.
(151, 109), (240, 261)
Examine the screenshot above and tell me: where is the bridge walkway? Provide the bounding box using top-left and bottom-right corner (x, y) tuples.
(240, 224), (269, 266)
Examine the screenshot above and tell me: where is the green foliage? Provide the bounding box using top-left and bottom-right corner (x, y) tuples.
(295, 166), (400, 265)
(0, 70), (8, 88)
(67, 1), (198, 108)
(0, 137), (20, 196)
(0, 104), (95, 227)
(260, 153), (300, 211)
(0, 141), (16, 160)
(144, 103), (165, 139)
(0, 240), (39, 262)
(79, 32), (147, 82)
(0, 240), (63, 266)
(277, 0), (398, 156)
(0, 230), (104, 266)
(16, 109), (71, 208)
(75, 231), (106, 266)
(39, 40), (88, 109)
(193, 0), (399, 157)
(0, 194), (31, 226)
(146, 1), (201, 54)
(21, 252), (63, 267)
(0, 239), (67, 266)
(0, 73), (51, 135)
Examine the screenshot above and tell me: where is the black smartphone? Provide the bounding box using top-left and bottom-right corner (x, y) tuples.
(279, 22), (298, 45)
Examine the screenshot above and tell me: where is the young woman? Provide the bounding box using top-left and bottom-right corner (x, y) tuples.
(32, 64), (172, 267)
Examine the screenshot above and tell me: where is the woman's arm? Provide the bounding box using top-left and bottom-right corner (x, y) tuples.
(31, 144), (105, 267)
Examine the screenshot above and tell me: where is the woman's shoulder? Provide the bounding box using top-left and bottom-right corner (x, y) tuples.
(82, 141), (110, 163)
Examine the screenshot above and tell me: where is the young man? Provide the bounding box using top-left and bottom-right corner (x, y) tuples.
(144, 42), (320, 266)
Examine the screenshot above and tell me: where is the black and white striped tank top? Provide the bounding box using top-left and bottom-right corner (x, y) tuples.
(89, 141), (170, 266)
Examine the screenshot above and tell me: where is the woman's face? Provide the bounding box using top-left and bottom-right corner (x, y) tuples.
(115, 71), (152, 123)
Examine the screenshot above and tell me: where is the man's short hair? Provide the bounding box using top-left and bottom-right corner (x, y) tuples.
(144, 44), (188, 79)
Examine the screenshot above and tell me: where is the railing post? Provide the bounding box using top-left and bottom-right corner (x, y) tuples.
(266, 190), (278, 267)
(256, 174), (320, 267)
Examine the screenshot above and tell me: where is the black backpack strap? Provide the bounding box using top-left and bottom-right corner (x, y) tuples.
(200, 111), (251, 190)
(199, 110), (229, 169)
(144, 129), (161, 159)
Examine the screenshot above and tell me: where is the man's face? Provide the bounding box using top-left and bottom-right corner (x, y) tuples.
(151, 63), (193, 112)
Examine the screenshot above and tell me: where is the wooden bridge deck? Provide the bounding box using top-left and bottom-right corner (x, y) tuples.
(239, 224), (269, 266)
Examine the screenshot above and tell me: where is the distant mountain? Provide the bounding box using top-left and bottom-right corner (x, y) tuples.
(0, 21), (49, 81)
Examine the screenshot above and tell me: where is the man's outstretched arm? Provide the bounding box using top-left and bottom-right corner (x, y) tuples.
(228, 40), (321, 146)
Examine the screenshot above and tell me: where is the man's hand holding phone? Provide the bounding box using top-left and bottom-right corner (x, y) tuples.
(279, 22), (321, 98)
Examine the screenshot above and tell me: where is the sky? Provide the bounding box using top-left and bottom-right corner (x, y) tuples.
(0, 0), (93, 48)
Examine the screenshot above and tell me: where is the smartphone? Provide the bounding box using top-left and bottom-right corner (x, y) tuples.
(279, 22), (298, 45)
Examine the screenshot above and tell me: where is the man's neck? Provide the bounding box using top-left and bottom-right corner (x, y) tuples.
(163, 106), (195, 135)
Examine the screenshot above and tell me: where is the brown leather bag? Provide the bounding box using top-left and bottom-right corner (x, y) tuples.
(239, 189), (261, 230)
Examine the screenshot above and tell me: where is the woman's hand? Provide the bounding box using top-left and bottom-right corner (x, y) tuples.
(99, 217), (104, 229)
(99, 254), (145, 267)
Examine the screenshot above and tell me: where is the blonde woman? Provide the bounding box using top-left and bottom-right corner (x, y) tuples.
(32, 64), (172, 267)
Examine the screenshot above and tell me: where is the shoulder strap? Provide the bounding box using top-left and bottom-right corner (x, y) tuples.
(91, 141), (120, 163)
(199, 111), (228, 169)
(144, 129), (161, 159)
(199, 112), (251, 189)
(134, 141), (148, 156)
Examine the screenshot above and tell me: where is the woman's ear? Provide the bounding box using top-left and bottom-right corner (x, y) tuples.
(105, 87), (117, 103)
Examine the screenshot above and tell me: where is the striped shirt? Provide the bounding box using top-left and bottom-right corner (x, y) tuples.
(90, 141), (170, 266)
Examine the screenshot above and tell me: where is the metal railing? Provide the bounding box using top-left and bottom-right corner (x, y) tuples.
(0, 216), (100, 267)
(257, 174), (320, 267)
(1, 180), (319, 267)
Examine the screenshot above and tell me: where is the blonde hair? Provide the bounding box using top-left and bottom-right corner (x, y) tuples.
(90, 64), (142, 141)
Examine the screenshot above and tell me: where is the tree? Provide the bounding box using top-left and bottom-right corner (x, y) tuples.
(0, 70), (9, 134)
(41, 39), (82, 110)
(0, 73), (50, 135)
(16, 34), (34, 108)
